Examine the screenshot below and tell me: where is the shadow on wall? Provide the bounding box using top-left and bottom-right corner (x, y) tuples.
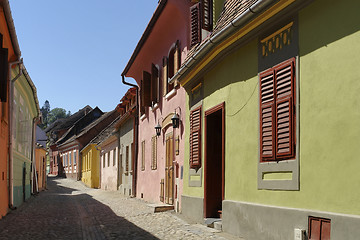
(299, 0), (360, 56)
(0, 176), (159, 240)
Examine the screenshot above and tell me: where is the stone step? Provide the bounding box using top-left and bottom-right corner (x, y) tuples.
(204, 218), (221, 228)
(148, 203), (174, 213)
(214, 221), (222, 231)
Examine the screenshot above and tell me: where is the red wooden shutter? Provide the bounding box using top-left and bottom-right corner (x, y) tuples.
(275, 58), (295, 159)
(190, 106), (201, 168)
(142, 71), (151, 107)
(190, 3), (201, 47)
(151, 64), (159, 104)
(163, 57), (168, 96)
(260, 69), (275, 161)
(202, 0), (213, 31)
(0, 48), (8, 102)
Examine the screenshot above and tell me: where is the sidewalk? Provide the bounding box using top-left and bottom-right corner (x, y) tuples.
(0, 176), (243, 240)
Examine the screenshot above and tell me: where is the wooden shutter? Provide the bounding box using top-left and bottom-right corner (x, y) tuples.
(142, 71), (151, 106)
(151, 64), (159, 104)
(126, 146), (129, 172)
(163, 57), (168, 96)
(141, 140), (145, 171)
(151, 135), (157, 170)
(260, 58), (295, 161)
(274, 58), (295, 159)
(260, 70), (275, 161)
(0, 48), (8, 102)
(190, 3), (201, 47)
(202, 0), (213, 31)
(190, 106), (201, 168)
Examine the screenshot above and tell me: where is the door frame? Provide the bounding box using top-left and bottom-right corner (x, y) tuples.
(204, 102), (225, 218)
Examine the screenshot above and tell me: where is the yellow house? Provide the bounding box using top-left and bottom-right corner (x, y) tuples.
(80, 144), (100, 188)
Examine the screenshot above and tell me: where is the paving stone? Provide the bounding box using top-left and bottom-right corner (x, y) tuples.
(0, 176), (243, 240)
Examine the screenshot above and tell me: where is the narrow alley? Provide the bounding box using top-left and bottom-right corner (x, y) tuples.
(0, 176), (240, 240)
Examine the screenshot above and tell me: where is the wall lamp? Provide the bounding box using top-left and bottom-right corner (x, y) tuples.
(155, 117), (164, 137)
(172, 107), (181, 129)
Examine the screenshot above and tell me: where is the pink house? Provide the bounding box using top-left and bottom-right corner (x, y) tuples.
(122, 0), (191, 212)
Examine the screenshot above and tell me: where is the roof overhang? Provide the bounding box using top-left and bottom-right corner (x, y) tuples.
(0, 0), (21, 57)
(171, 0), (306, 87)
(121, 0), (168, 77)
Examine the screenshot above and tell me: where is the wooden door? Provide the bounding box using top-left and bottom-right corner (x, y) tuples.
(165, 134), (174, 205)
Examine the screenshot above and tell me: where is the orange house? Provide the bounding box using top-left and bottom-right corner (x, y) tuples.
(0, 0), (22, 219)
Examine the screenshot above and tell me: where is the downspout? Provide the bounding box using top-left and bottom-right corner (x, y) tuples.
(170, 0), (277, 83)
(121, 75), (138, 197)
(8, 58), (23, 208)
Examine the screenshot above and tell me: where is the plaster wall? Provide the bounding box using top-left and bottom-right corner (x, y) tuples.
(181, 0), (360, 237)
(81, 145), (100, 188)
(100, 140), (118, 191)
(118, 118), (134, 196)
(35, 148), (46, 191)
(129, 1), (189, 208)
(12, 70), (38, 208)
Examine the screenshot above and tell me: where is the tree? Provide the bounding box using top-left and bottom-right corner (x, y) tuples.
(39, 100), (71, 129)
(47, 108), (68, 125)
(39, 100), (50, 129)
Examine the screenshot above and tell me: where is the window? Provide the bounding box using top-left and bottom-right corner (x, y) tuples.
(308, 217), (331, 240)
(141, 71), (151, 110)
(125, 146), (129, 172)
(151, 136), (157, 170)
(103, 154), (105, 168)
(141, 140), (145, 171)
(259, 58), (295, 162)
(69, 152), (72, 166)
(190, 106), (201, 169)
(190, 1), (213, 47)
(163, 41), (180, 96)
(107, 152), (110, 167)
(151, 64), (159, 105)
(74, 151), (76, 165)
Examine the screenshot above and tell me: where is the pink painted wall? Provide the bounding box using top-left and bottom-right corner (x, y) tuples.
(126, 0), (190, 211)
(100, 140), (118, 191)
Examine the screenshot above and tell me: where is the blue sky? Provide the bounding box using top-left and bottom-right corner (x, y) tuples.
(9, 1), (158, 114)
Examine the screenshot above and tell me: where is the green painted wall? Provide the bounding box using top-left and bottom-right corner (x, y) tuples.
(12, 69), (38, 207)
(183, 0), (360, 215)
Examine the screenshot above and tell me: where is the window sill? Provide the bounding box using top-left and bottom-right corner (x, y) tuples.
(140, 114), (146, 121)
(165, 89), (176, 101)
(151, 103), (159, 112)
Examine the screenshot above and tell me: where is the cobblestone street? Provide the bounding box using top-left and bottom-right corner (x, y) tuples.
(0, 176), (241, 240)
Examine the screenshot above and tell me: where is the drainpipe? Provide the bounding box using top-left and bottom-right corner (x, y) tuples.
(170, 0), (277, 83)
(8, 58), (23, 208)
(121, 75), (138, 197)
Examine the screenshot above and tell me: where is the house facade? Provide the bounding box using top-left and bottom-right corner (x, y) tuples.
(0, 0), (21, 218)
(11, 66), (40, 207)
(46, 106), (93, 176)
(122, 0), (191, 211)
(56, 107), (104, 180)
(35, 126), (47, 192)
(57, 108), (119, 181)
(81, 143), (100, 188)
(116, 88), (136, 196)
(175, 0), (360, 239)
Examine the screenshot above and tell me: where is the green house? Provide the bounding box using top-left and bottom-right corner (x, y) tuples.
(173, 0), (360, 239)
